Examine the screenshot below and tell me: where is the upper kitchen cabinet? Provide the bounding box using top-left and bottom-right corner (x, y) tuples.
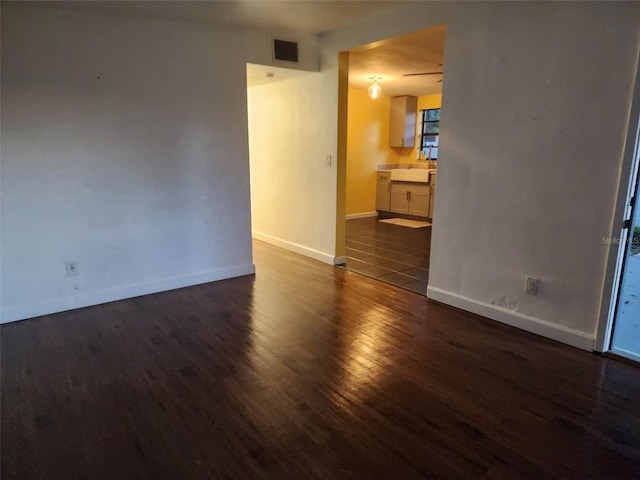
(389, 96), (418, 148)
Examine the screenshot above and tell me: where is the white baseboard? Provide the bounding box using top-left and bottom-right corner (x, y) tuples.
(346, 211), (378, 220)
(0, 264), (256, 324)
(426, 286), (595, 351)
(252, 231), (337, 265)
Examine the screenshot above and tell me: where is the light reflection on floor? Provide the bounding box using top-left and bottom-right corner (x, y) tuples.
(331, 304), (400, 406)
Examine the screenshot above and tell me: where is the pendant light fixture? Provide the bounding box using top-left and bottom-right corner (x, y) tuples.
(368, 76), (382, 99)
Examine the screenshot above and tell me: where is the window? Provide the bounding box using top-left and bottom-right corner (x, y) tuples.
(420, 108), (440, 160)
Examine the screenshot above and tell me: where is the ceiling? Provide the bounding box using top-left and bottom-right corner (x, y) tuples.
(247, 24), (447, 97)
(32, 0), (409, 35)
(35, 1), (444, 96)
(348, 25), (446, 97)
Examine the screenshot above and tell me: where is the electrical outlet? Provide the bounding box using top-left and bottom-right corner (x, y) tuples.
(326, 155), (332, 167)
(524, 276), (538, 295)
(66, 261), (79, 277)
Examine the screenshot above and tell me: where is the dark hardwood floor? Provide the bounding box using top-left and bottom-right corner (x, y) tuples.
(2, 240), (640, 479)
(345, 217), (431, 294)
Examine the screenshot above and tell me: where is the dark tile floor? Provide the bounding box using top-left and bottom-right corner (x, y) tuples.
(345, 216), (431, 294)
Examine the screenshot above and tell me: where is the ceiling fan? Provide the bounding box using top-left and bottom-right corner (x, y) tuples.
(403, 71), (444, 82)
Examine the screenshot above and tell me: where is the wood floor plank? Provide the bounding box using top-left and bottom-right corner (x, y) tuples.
(2, 239), (640, 479)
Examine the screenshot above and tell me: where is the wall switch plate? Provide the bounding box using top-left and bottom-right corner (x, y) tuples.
(524, 276), (538, 295)
(326, 155), (332, 167)
(66, 261), (79, 276)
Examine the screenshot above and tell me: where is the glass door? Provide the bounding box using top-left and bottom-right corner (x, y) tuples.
(610, 181), (640, 361)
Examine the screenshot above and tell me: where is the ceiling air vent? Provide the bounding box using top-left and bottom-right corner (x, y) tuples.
(273, 39), (299, 63)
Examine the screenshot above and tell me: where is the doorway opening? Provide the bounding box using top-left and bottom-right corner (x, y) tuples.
(341, 25), (447, 295)
(606, 112), (640, 362)
(610, 191), (640, 361)
(245, 63), (327, 262)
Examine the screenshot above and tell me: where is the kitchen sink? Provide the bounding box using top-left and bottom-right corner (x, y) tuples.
(390, 169), (432, 182)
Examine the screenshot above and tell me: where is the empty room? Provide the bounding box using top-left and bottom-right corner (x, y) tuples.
(2, 1), (640, 478)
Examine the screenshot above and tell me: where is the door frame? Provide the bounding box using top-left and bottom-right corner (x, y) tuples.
(595, 54), (640, 352)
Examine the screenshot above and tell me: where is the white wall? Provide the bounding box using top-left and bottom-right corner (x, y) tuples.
(247, 73), (339, 264)
(0, 4), (319, 322)
(320, 2), (640, 349)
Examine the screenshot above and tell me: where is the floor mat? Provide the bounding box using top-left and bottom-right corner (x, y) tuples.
(379, 218), (431, 228)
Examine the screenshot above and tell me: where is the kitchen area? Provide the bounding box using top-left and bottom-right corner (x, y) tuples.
(376, 164), (436, 219)
(344, 25), (446, 294)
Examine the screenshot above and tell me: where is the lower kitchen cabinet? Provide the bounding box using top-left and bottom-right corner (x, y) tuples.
(409, 185), (429, 217)
(389, 184), (410, 214)
(389, 183), (430, 217)
(429, 184), (435, 218)
(376, 171), (391, 211)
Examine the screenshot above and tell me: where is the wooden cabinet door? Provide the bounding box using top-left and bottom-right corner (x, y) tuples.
(389, 96), (417, 147)
(376, 182), (390, 211)
(389, 98), (405, 147)
(408, 186), (430, 217)
(389, 185), (409, 214)
(429, 185), (435, 218)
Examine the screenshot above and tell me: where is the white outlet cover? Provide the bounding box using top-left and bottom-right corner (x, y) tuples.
(66, 261), (79, 276)
(524, 277), (538, 295)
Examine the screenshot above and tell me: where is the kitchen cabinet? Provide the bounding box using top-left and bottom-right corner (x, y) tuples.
(429, 174), (436, 218)
(389, 184), (409, 214)
(409, 186), (430, 217)
(389, 96), (418, 148)
(389, 183), (430, 217)
(375, 171), (391, 211)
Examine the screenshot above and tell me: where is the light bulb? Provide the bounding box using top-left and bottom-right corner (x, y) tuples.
(368, 80), (381, 99)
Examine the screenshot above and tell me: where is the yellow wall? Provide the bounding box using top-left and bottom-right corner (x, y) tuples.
(345, 89), (442, 216)
(345, 87), (394, 216)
